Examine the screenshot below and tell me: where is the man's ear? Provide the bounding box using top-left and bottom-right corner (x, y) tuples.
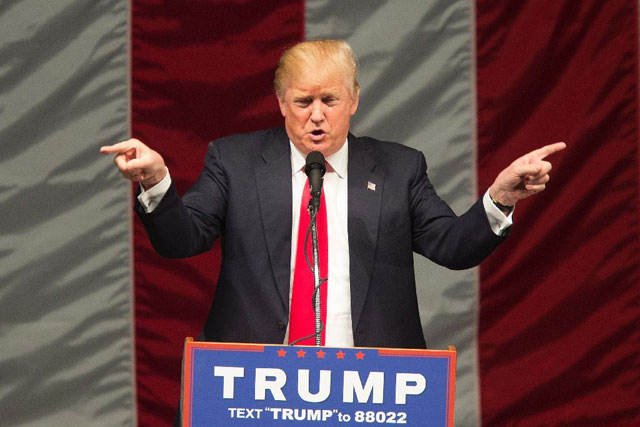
(350, 89), (360, 116)
(277, 95), (287, 117)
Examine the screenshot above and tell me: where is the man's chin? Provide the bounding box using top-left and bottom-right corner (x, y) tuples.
(300, 140), (328, 155)
(291, 137), (343, 157)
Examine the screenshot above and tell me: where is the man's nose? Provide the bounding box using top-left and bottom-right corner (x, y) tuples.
(310, 102), (324, 123)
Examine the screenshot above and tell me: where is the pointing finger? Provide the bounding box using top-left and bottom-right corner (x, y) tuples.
(527, 142), (566, 160)
(100, 142), (130, 154)
(100, 138), (142, 154)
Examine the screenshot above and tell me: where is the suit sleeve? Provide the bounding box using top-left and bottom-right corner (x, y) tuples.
(409, 151), (506, 269)
(134, 141), (228, 258)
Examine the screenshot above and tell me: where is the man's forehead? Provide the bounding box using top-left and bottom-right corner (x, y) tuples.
(287, 66), (348, 90)
(289, 84), (345, 97)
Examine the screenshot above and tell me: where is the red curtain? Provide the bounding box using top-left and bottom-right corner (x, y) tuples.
(131, 1), (304, 424)
(476, 1), (640, 425)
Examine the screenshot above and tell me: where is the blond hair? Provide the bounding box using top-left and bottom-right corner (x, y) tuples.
(274, 39), (360, 99)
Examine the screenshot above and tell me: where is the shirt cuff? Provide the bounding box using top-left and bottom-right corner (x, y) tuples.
(137, 168), (171, 213)
(482, 189), (513, 235)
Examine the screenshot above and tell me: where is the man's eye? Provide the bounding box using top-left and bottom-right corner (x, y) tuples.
(323, 98), (337, 105)
(295, 100), (311, 107)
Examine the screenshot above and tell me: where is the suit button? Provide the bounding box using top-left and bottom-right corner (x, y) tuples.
(277, 321), (286, 330)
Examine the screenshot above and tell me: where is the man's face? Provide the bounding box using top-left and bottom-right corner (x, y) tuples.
(278, 70), (359, 157)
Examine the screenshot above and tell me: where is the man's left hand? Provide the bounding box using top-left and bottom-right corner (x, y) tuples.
(489, 142), (566, 207)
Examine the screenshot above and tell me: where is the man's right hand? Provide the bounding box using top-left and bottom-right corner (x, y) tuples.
(100, 138), (167, 189)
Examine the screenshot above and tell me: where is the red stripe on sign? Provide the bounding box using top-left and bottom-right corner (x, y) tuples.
(189, 342), (266, 352)
(131, 1), (304, 425)
(476, 1), (640, 425)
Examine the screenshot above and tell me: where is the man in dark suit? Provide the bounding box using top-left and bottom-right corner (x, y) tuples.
(101, 40), (564, 349)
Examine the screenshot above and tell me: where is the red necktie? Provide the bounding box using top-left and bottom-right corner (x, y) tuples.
(289, 178), (328, 345)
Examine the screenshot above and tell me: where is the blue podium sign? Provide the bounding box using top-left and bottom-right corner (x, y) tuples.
(182, 341), (455, 426)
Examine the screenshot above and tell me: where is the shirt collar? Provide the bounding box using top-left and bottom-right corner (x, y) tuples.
(290, 138), (349, 178)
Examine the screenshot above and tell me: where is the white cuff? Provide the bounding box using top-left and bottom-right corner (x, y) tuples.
(482, 190), (513, 236)
(137, 168), (171, 213)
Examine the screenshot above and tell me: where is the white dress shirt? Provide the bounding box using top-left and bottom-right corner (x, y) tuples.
(287, 139), (353, 347)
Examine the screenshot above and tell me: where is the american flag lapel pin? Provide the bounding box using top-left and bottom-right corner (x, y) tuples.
(367, 181), (376, 191)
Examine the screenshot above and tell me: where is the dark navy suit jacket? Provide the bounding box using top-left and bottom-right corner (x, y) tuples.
(136, 127), (505, 349)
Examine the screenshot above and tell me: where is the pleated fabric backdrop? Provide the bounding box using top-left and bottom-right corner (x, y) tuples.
(1, 1), (638, 426)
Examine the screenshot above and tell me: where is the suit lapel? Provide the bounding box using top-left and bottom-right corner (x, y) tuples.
(254, 128), (292, 310)
(347, 135), (383, 331)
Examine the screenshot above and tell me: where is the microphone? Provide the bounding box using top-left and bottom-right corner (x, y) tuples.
(304, 151), (326, 210)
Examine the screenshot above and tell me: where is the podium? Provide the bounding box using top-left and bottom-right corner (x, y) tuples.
(181, 339), (456, 426)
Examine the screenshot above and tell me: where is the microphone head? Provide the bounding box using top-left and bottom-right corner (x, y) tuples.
(304, 151), (326, 177)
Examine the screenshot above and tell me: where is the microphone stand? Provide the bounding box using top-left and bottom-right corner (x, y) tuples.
(308, 200), (322, 346)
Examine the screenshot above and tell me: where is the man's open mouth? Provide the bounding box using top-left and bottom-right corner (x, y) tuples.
(309, 129), (326, 141)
